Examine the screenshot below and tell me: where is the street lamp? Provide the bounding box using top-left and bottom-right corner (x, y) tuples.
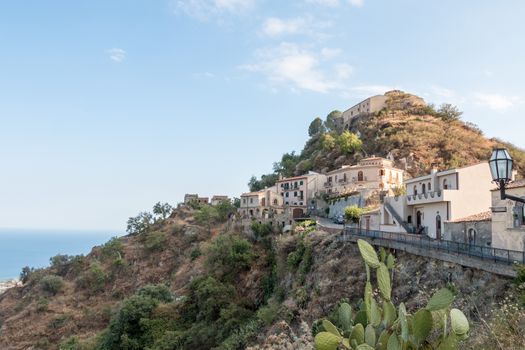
(489, 148), (525, 204)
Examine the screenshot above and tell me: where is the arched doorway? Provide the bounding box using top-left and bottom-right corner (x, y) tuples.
(358, 171), (364, 181)
(443, 179), (448, 190)
(436, 214), (442, 240)
(468, 228), (476, 245)
(422, 184), (426, 194)
(292, 208), (304, 219)
(416, 211), (422, 231)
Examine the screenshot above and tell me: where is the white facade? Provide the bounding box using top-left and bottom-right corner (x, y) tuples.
(323, 157), (404, 197)
(276, 172), (326, 218)
(239, 186), (284, 219)
(379, 163), (493, 239)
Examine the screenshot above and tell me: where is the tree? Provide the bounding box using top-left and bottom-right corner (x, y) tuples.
(320, 134), (336, 151)
(248, 173), (279, 192)
(344, 205), (364, 224)
(309, 117), (326, 136)
(195, 205), (219, 234)
(337, 131), (362, 154)
(273, 152), (301, 177)
(325, 110), (342, 131)
(437, 103), (462, 121)
(153, 202), (173, 221)
(233, 197), (241, 208)
(126, 211), (153, 235)
(215, 199), (236, 221)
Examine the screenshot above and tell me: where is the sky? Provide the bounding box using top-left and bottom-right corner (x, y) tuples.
(1, 0), (524, 231)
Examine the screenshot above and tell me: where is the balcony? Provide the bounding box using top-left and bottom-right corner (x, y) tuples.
(324, 182), (333, 188)
(406, 190), (452, 205)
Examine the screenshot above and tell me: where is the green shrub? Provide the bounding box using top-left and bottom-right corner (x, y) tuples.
(206, 235), (255, 278)
(76, 262), (107, 294)
(190, 247), (201, 261)
(40, 275), (64, 295)
(36, 298), (49, 313)
(143, 231), (168, 251)
(344, 205), (364, 224)
(101, 237), (124, 259)
(251, 221), (273, 239)
(256, 300), (280, 326)
(48, 314), (70, 329)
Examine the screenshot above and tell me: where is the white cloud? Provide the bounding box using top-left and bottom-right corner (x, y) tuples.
(306, 0), (340, 7)
(430, 85), (455, 99)
(173, 0), (255, 21)
(472, 93), (522, 111)
(349, 85), (397, 97)
(348, 0), (364, 6)
(321, 47), (342, 59)
(240, 42), (352, 93)
(260, 15), (332, 39)
(107, 48), (126, 63)
(306, 0), (363, 7)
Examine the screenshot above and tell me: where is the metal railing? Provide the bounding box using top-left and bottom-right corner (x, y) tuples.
(339, 227), (525, 265)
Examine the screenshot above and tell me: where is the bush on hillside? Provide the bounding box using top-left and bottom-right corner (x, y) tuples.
(40, 275), (64, 295)
(251, 221), (273, 239)
(206, 235), (255, 278)
(143, 231), (168, 251)
(344, 205), (364, 224)
(76, 262), (108, 295)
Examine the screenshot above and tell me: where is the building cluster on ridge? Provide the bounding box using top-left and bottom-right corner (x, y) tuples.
(183, 93), (525, 254)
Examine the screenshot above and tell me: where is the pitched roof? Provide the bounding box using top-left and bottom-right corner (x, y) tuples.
(450, 211), (492, 223)
(490, 178), (525, 191)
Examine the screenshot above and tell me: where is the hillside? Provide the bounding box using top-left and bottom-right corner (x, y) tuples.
(0, 206), (524, 349)
(250, 91), (525, 191)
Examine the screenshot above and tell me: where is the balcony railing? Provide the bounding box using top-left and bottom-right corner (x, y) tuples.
(340, 228), (525, 265)
(407, 190), (443, 203)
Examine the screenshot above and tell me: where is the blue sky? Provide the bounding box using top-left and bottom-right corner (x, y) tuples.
(1, 0), (524, 231)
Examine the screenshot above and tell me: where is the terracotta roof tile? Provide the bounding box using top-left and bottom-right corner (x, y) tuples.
(450, 211), (492, 223)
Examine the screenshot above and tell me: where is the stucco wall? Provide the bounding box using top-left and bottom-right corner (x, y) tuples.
(491, 186), (525, 252)
(444, 221), (492, 246)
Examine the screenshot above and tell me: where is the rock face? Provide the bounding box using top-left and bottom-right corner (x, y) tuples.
(0, 280), (19, 295)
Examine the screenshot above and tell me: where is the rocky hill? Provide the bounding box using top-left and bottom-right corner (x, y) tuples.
(252, 91), (525, 191)
(0, 206), (523, 349)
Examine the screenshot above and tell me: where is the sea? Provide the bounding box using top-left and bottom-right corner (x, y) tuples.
(0, 228), (122, 281)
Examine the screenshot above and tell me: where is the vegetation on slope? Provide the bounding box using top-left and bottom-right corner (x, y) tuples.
(248, 91), (525, 191)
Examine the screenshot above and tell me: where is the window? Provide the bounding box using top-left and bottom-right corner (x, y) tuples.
(300, 180), (303, 185)
(422, 184), (426, 194)
(380, 169), (385, 176)
(273, 199), (278, 205)
(443, 179), (448, 190)
(428, 182), (432, 191)
(300, 191), (304, 198)
(299, 202), (303, 206)
(294, 191), (298, 196)
(250, 198), (253, 204)
(413, 185), (418, 195)
(513, 203), (525, 228)
(358, 171), (364, 181)
(242, 199), (246, 204)
(285, 193), (289, 198)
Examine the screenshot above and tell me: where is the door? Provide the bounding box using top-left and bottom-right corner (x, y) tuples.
(365, 217), (370, 231)
(436, 214), (442, 240)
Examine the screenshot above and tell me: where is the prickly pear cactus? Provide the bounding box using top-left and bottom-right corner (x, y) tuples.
(314, 239), (469, 350)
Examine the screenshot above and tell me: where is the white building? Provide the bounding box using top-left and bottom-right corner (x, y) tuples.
(379, 162), (493, 239)
(323, 157), (404, 197)
(276, 172), (326, 219)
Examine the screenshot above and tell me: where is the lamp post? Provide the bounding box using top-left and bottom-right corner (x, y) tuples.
(489, 148), (525, 204)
